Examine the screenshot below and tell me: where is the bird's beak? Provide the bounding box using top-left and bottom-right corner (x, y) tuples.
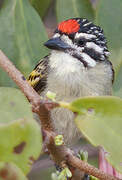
(44, 37), (71, 51)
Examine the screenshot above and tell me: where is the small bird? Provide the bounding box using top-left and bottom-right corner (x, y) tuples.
(28, 18), (114, 145)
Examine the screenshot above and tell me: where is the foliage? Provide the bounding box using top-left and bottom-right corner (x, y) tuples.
(0, 0), (48, 87)
(0, 162), (27, 180)
(54, 135), (64, 146)
(0, 87), (42, 176)
(0, 0), (122, 179)
(56, 0), (94, 22)
(95, 0), (122, 98)
(29, 0), (51, 18)
(67, 96), (122, 173)
(51, 167), (72, 180)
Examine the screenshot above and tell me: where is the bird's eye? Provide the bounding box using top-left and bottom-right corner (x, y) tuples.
(74, 38), (86, 46)
(77, 39), (85, 46)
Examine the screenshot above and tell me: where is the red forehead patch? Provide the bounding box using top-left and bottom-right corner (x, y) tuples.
(58, 19), (80, 34)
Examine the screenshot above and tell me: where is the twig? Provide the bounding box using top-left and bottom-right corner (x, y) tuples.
(0, 50), (120, 180)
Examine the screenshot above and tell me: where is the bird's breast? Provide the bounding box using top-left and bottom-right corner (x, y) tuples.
(46, 51), (112, 100)
(41, 51), (113, 145)
(47, 51), (86, 100)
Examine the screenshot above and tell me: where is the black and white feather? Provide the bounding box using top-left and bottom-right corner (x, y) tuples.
(28, 18), (114, 145)
(28, 55), (49, 92)
(54, 18), (110, 68)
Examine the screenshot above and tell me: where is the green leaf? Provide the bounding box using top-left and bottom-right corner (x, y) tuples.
(0, 87), (42, 174)
(77, 150), (88, 162)
(56, 0), (94, 22)
(112, 49), (122, 98)
(58, 168), (72, 180)
(70, 96), (122, 173)
(65, 167), (72, 178)
(46, 91), (56, 101)
(113, 60), (122, 98)
(54, 135), (64, 146)
(95, 0), (122, 97)
(0, 0), (49, 87)
(29, 0), (51, 18)
(95, 0), (122, 51)
(0, 162), (27, 180)
(0, 87), (33, 124)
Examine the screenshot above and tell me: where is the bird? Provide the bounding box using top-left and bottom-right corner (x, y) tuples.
(28, 18), (114, 145)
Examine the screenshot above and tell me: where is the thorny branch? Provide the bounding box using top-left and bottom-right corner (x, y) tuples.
(0, 50), (120, 180)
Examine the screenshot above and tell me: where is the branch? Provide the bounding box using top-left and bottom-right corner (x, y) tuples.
(0, 50), (58, 131)
(0, 50), (120, 180)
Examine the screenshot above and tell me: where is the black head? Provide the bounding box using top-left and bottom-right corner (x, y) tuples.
(44, 18), (110, 67)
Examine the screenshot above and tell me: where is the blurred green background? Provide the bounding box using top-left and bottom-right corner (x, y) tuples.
(0, 0), (122, 179)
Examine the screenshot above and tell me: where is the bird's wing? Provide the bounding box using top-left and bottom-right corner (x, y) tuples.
(28, 55), (49, 93)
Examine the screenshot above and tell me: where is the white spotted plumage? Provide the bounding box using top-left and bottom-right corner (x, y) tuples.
(40, 50), (113, 144)
(28, 18), (114, 145)
(86, 42), (104, 54)
(75, 32), (96, 40)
